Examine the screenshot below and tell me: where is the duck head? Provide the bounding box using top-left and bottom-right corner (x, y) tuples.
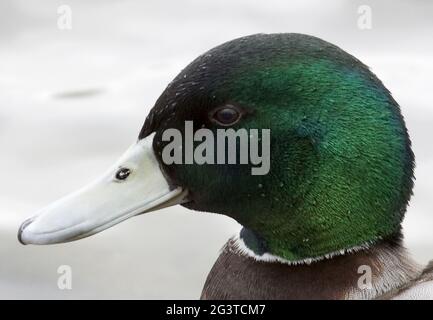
(18, 33), (414, 264)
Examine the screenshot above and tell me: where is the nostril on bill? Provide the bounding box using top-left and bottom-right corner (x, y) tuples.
(17, 217), (35, 245)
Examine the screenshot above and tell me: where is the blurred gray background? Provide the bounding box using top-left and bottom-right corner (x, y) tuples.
(0, 0), (432, 299)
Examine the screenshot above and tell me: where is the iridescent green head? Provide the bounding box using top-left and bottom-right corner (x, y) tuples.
(139, 33), (414, 262)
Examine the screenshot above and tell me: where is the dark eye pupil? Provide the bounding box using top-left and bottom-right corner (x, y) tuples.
(215, 107), (239, 125)
(116, 168), (131, 180)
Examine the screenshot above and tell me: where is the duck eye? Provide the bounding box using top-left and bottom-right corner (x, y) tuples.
(115, 167), (131, 180)
(211, 105), (241, 126)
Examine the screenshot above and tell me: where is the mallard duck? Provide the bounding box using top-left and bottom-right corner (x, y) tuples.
(18, 33), (433, 299)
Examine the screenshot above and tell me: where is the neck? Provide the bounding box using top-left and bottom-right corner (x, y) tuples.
(237, 228), (377, 265)
(202, 234), (422, 299)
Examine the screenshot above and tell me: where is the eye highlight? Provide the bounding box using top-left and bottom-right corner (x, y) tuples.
(210, 105), (242, 126)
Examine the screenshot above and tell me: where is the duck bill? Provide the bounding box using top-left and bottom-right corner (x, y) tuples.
(18, 133), (188, 245)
